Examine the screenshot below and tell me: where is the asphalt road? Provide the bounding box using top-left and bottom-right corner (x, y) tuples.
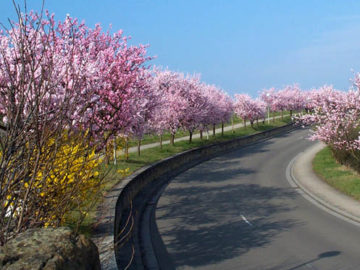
(154, 128), (360, 270)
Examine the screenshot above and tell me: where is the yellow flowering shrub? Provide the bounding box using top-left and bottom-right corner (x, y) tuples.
(1, 130), (131, 243)
(35, 133), (104, 228)
(2, 132), (102, 230)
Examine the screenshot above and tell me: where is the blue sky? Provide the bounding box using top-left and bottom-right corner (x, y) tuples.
(2, 0), (360, 97)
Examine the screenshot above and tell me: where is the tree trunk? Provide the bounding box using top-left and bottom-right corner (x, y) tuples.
(200, 130), (203, 140)
(281, 110), (283, 120)
(243, 118), (246, 128)
(221, 122), (224, 136)
(113, 136), (117, 165)
(170, 134), (175, 146)
(232, 117), (234, 133)
(105, 144), (110, 164)
(160, 134), (162, 149)
(251, 120), (254, 128)
(137, 140), (141, 156)
(290, 110), (293, 117)
(125, 137), (129, 161)
(272, 113), (275, 122)
(189, 131), (193, 143)
(213, 124), (216, 136)
(256, 118), (259, 127)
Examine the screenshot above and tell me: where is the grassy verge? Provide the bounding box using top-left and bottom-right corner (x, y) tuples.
(127, 111), (292, 147)
(110, 116), (291, 176)
(313, 146), (360, 201)
(70, 116), (292, 236)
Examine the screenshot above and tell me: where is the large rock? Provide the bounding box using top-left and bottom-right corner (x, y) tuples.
(0, 227), (100, 270)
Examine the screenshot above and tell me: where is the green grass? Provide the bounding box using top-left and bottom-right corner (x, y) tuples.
(127, 111), (292, 147)
(313, 146), (360, 201)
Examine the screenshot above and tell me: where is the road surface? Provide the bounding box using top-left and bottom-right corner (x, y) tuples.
(154, 128), (360, 269)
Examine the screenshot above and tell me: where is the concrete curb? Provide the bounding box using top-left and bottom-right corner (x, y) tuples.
(92, 123), (297, 270)
(287, 142), (360, 227)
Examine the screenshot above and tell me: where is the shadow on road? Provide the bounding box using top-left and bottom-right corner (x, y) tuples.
(168, 139), (275, 185)
(287, 251), (341, 270)
(265, 251), (342, 270)
(157, 182), (303, 267)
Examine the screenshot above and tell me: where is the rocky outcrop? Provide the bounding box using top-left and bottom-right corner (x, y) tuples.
(0, 227), (100, 270)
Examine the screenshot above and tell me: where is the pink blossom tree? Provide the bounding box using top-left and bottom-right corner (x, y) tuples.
(217, 89), (234, 135)
(151, 70), (187, 145)
(260, 88), (278, 122)
(199, 84), (220, 138)
(234, 94), (265, 128)
(70, 24), (151, 144)
(254, 99), (267, 125)
(122, 71), (161, 157)
(177, 74), (209, 143)
(199, 84), (227, 137)
(0, 6), (151, 241)
(298, 84), (360, 171)
(279, 85), (305, 117)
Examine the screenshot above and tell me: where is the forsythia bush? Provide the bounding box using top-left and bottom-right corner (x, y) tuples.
(35, 135), (102, 228)
(2, 132), (103, 233)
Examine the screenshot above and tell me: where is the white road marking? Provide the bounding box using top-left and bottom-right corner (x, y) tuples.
(241, 215), (253, 226)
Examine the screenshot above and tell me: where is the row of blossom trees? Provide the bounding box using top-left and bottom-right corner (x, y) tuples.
(150, 70), (233, 144)
(232, 84), (307, 128)
(143, 80), (310, 148)
(260, 84), (305, 120)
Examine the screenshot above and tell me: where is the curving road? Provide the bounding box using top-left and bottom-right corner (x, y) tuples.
(153, 128), (360, 270)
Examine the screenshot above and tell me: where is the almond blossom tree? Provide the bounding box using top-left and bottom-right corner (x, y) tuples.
(254, 99), (267, 125)
(234, 94), (265, 128)
(199, 84), (221, 138)
(69, 23), (151, 144)
(216, 89), (234, 136)
(127, 71), (162, 156)
(260, 88), (278, 122)
(299, 84), (360, 171)
(151, 69), (187, 145)
(176, 74), (209, 143)
(279, 85), (305, 117)
(0, 7), (150, 242)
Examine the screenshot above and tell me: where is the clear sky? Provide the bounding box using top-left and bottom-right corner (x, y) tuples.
(2, 0), (360, 97)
